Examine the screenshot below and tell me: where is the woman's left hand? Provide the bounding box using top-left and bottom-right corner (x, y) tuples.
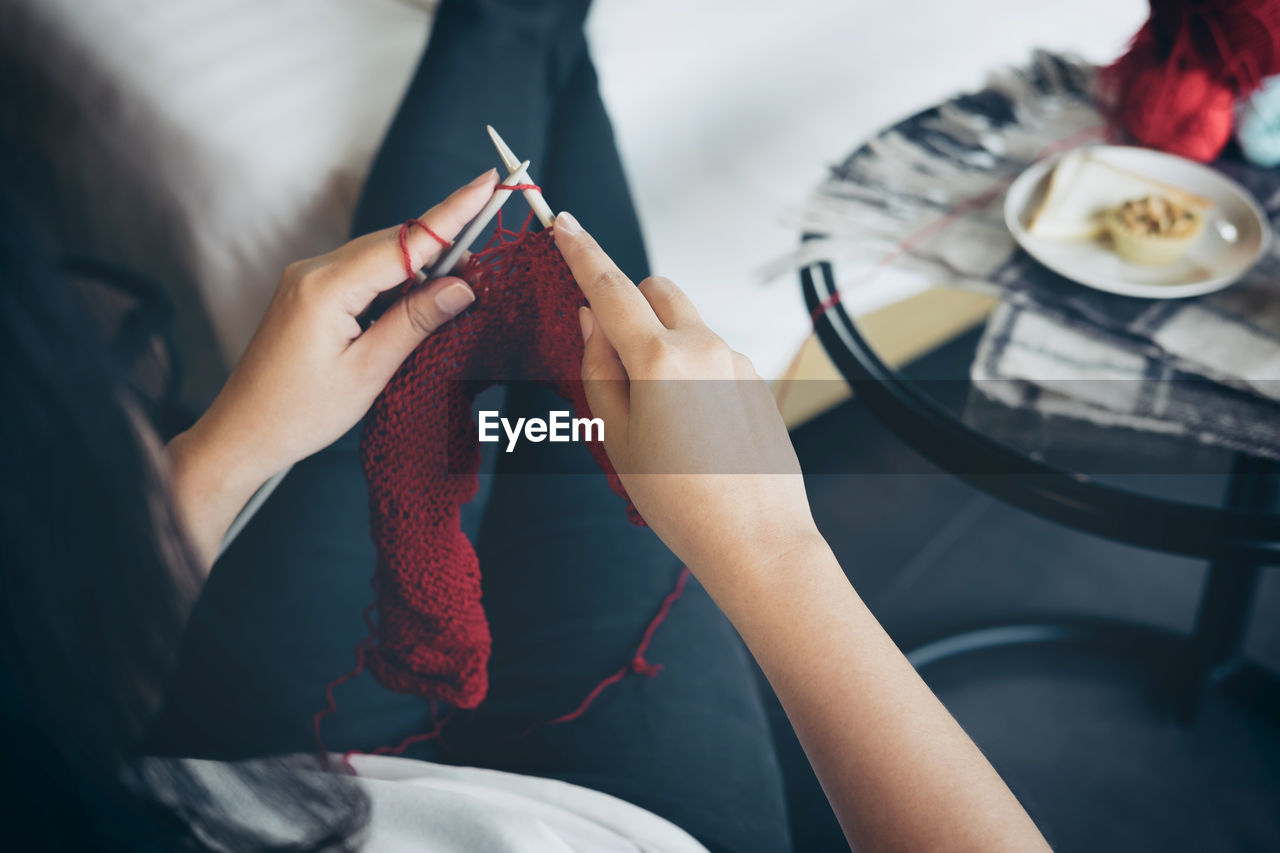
(167, 169), (499, 566)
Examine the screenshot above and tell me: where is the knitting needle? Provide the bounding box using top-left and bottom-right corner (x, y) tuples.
(486, 125), (555, 228)
(417, 159), (532, 283)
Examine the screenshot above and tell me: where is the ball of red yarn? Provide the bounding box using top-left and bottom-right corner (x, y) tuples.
(1112, 62), (1235, 162)
(359, 221), (637, 709)
(1103, 0), (1280, 162)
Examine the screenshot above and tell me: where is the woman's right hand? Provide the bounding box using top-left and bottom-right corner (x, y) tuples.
(556, 211), (1051, 853)
(552, 211), (823, 592)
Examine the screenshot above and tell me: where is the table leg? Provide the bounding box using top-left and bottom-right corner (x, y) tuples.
(1178, 456), (1279, 722)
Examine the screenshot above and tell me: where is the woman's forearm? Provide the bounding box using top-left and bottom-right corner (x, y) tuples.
(161, 174), (496, 571)
(701, 537), (1050, 853)
(165, 423), (269, 569)
(550, 219), (1048, 851)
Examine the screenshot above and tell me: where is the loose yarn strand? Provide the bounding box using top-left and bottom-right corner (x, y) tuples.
(312, 601), (385, 763)
(398, 218), (453, 283)
(523, 566), (692, 735)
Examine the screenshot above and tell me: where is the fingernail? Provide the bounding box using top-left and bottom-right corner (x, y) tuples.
(556, 210), (581, 233)
(435, 281), (475, 315)
(578, 306), (594, 342)
(467, 168), (497, 188)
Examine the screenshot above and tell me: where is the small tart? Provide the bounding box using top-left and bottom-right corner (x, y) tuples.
(1104, 195), (1203, 266)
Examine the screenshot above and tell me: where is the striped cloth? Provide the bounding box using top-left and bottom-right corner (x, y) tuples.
(972, 177), (1280, 460)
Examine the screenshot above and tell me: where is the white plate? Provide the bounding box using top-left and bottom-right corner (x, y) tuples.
(1004, 145), (1272, 299)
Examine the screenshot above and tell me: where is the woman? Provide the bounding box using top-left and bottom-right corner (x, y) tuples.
(1, 0), (1050, 849)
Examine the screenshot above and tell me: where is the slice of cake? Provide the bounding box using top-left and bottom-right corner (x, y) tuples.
(1027, 149), (1212, 241)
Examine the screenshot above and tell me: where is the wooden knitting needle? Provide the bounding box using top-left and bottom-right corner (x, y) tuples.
(486, 125), (555, 228)
(418, 159), (531, 283)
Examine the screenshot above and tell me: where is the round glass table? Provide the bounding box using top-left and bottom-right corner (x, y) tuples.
(793, 51), (1280, 717)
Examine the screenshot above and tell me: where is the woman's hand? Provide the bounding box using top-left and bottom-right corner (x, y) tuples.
(168, 169), (500, 565)
(554, 211), (1050, 853)
(551, 211), (822, 596)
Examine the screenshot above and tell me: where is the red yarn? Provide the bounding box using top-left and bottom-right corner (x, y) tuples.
(1111, 62), (1235, 162)
(314, 209), (695, 759)
(358, 212), (640, 711)
(394, 188), (538, 281)
(1102, 0), (1280, 162)
(313, 565), (690, 761)
(398, 218), (452, 279)
(530, 566), (692, 731)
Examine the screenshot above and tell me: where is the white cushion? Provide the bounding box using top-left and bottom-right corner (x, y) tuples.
(3, 0), (434, 391)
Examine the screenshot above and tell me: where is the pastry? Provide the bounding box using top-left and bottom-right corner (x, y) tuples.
(1104, 194), (1203, 265)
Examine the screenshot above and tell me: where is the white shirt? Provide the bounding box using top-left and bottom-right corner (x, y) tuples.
(151, 754), (710, 852)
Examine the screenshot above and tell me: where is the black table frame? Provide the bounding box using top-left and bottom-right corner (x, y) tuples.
(800, 253), (1280, 718)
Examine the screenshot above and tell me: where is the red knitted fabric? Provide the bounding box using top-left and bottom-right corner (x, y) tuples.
(359, 215), (637, 709)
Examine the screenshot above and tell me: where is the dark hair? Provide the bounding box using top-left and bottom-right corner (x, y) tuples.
(0, 194), (369, 849)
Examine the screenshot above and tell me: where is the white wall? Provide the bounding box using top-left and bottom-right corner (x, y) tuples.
(588, 0), (1148, 377)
